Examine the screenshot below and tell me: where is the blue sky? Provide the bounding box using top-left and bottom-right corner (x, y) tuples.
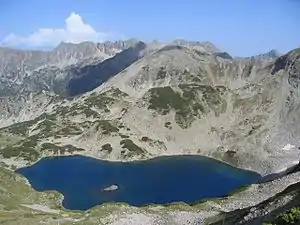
(0, 0), (299, 56)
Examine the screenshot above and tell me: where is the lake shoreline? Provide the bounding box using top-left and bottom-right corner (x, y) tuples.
(11, 152), (260, 174)
(16, 154), (260, 211)
(3, 143), (299, 178)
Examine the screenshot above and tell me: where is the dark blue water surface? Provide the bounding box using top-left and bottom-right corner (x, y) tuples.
(17, 155), (261, 211)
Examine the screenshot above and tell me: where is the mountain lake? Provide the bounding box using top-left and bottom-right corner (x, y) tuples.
(17, 155), (261, 211)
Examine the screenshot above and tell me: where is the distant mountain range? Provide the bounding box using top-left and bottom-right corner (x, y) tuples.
(235, 49), (282, 61)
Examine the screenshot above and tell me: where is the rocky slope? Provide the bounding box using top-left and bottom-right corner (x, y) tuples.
(209, 174), (300, 225)
(0, 39), (144, 126)
(0, 39), (140, 92)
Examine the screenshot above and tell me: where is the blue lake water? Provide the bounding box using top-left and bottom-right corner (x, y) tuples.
(17, 155), (261, 211)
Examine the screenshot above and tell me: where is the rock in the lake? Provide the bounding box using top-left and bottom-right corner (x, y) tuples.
(102, 184), (119, 192)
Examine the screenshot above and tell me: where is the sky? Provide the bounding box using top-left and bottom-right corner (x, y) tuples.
(0, 0), (299, 56)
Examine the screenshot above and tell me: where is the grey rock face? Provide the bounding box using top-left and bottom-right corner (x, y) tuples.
(0, 40), (147, 128)
(0, 38), (217, 99)
(12, 41), (149, 97)
(66, 41), (149, 96)
(250, 49), (282, 61)
(171, 39), (220, 53)
(235, 49), (282, 61)
(0, 39), (141, 96)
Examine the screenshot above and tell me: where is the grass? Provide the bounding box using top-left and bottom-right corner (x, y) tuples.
(147, 84), (226, 128)
(141, 136), (150, 142)
(222, 150), (239, 165)
(288, 48), (300, 58)
(147, 86), (199, 128)
(0, 166), (76, 224)
(84, 95), (115, 110)
(0, 145), (39, 162)
(41, 143), (62, 154)
(3, 113), (57, 137)
(189, 197), (224, 206)
(1, 116), (123, 162)
(1, 120), (35, 136)
(225, 150), (237, 157)
(119, 133), (130, 139)
(0, 132), (87, 161)
(0, 133), (23, 148)
(148, 86), (185, 115)
(32, 119), (56, 137)
(20, 136), (39, 148)
(120, 139), (145, 157)
(67, 104), (101, 118)
(101, 143), (113, 153)
(0, 135), (40, 161)
(228, 185), (249, 195)
(157, 67), (167, 79)
(55, 90), (122, 118)
(38, 113), (56, 121)
(164, 122), (172, 129)
(55, 105), (71, 116)
(233, 93), (261, 112)
(41, 143), (85, 154)
(180, 84), (226, 116)
(82, 108), (100, 118)
(55, 125), (83, 136)
(69, 89), (126, 114)
(264, 207), (300, 225)
(84, 88), (128, 112)
(108, 87), (129, 98)
(95, 120), (119, 135)
(31, 117), (86, 138)
(191, 76), (202, 82)
(0, 116), (120, 161)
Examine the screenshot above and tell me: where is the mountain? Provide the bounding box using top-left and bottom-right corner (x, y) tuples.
(0, 40), (154, 127)
(171, 39), (221, 53)
(0, 40), (300, 224)
(0, 39), (141, 95)
(235, 49), (282, 61)
(250, 49), (282, 61)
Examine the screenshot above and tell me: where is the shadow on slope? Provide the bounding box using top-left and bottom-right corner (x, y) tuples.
(67, 41), (147, 96)
(208, 180), (300, 225)
(258, 161), (300, 183)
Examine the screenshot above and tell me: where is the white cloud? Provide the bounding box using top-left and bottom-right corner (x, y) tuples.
(1, 12), (111, 48)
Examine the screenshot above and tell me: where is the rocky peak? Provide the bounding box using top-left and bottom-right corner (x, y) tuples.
(65, 40), (149, 96)
(0, 39), (146, 97)
(213, 52), (233, 60)
(250, 49), (281, 61)
(53, 41), (99, 55)
(270, 48), (300, 75)
(171, 39), (220, 53)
